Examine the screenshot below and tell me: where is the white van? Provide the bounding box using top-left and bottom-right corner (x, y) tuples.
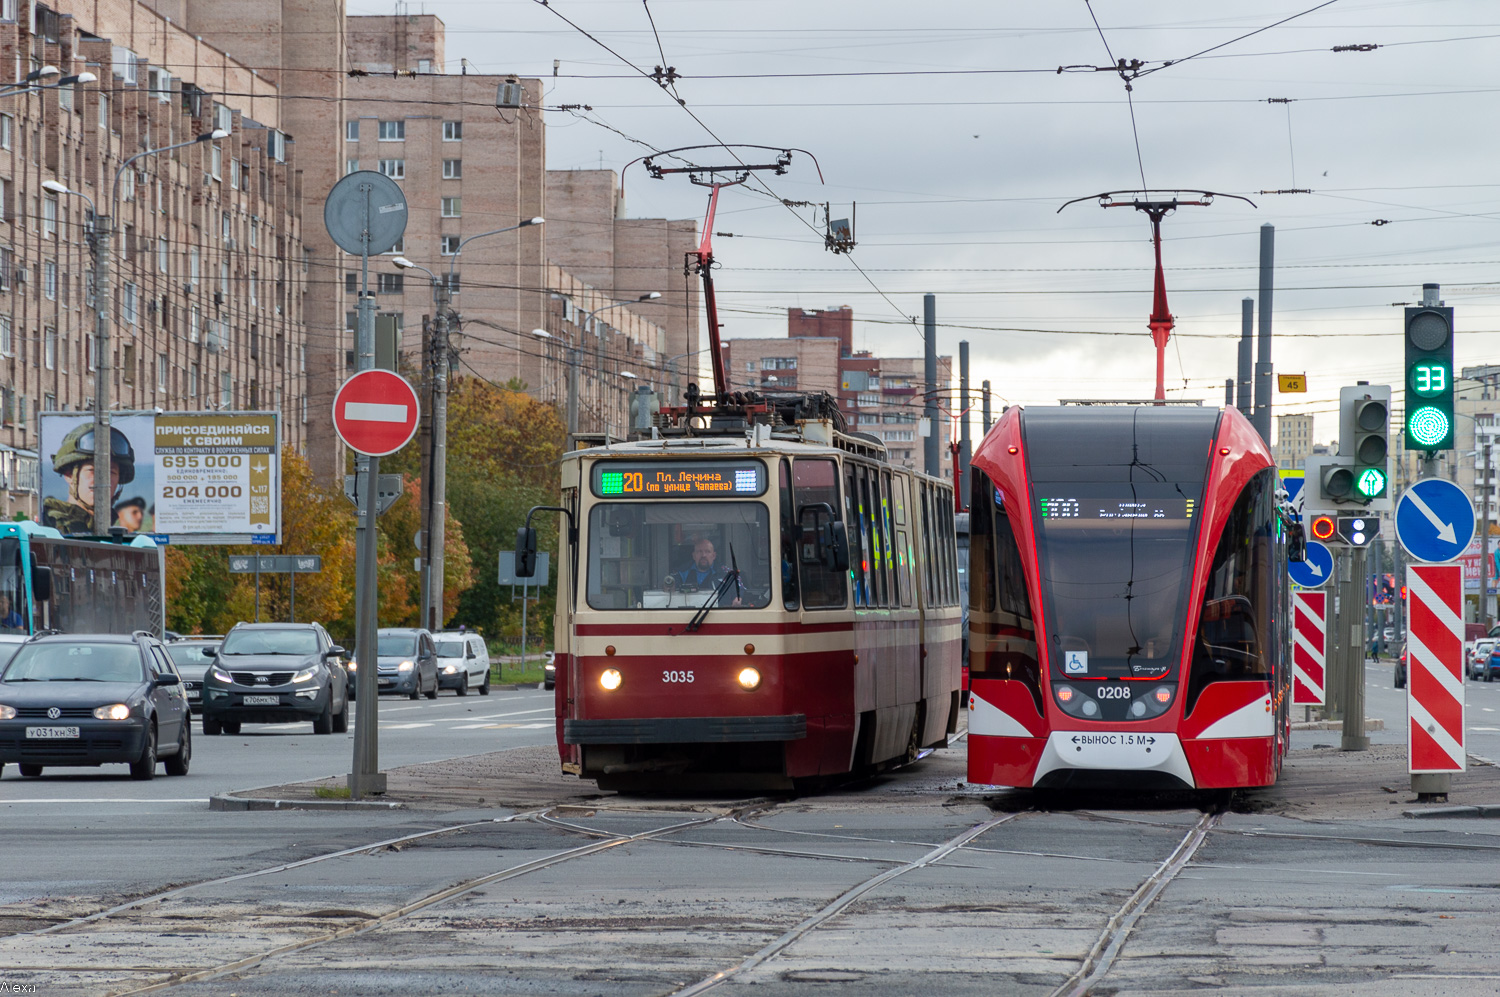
(433, 631), (491, 696)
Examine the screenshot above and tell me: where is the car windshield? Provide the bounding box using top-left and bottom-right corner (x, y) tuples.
(587, 501), (773, 611)
(167, 644), (214, 666)
(434, 641), (465, 658)
(3, 643), (144, 682)
(378, 634), (418, 656)
(219, 629), (319, 656)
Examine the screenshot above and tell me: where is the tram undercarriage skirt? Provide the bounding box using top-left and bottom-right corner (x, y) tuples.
(564, 714), (807, 744)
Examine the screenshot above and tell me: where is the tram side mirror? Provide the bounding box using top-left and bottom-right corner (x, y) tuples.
(1287, 523), (1307, 562)
(824, 521), (850, 571)
(515, 527), (538, 578)
(31, 562), (52, 603)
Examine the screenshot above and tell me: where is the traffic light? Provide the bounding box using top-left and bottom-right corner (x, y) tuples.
(1310, 514), (1336, 542)
(1336, 515), (1380, 547)
(1404, 298), (1454, 451)
(1344, 385), (1390, 500)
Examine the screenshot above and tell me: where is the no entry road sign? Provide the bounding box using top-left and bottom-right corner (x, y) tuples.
(332, 369), (420, 457)
(1407, 563), (1465, 774)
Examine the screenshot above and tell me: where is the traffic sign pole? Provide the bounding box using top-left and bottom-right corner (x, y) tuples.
(1341, 546), (1369, 751)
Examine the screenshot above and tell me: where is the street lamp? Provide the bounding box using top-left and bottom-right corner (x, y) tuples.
(395, 217), (543, 632)
(49, 126), (229, 532)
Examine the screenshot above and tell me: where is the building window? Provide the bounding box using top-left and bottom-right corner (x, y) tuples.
(418, 59), (432, 74)
(43, 261), (56, 300)
(377, 120), (404, 140)
(220, 261), (229, 297)
(346, 120), (359, 141)
(157, 353), (168, 392)
(44, 328), (55, 370)
(442, 159), (462, 179)
(440, 234), (460, 255)
(444, 273), (460, 294)
(220, 372), (232, 409)
(189, 305), (200, 343)
(378, 159), (405, 179)
(222, 212), (231, 242)
(189, 248), (199, 285)
(442, 120), (462, 141)
(157, 237), (169, 273)
(189, 363), (199, 397)
(98, 93), (108, 130)
(229, 158), (239, 189)
(377, 272), (403, 294)
(249, 272), (257, 306)
(0, 114), (10, 150)
(249, 220), (258, 248)
(210, 145), (222, 180)
(440, 197), (461, 218)
(761, 357), (797, 370)
(122, 283), (138, 324)
(345, 158), (358, 175)
(345, 273), (357, 295)
(42, 195), (56, 238)
(857, 392), (879, 407)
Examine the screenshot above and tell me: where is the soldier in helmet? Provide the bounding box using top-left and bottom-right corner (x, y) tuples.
(113, 495), (147, 533)
(43, 424), (135, 534)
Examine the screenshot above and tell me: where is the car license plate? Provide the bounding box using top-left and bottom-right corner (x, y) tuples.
(186, 689), (201, 700)
(26, 726), (80, 739)
(243, 695), (280, 706)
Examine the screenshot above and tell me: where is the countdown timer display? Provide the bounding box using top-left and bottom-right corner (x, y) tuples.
(1408, 361), (1449, 398)
(591, 461), (766, 499)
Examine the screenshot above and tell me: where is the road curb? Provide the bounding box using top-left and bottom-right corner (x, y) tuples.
(1290, 719), (1385, 731)
(209, 794), (406, 812)
(1402, 804), (1500, 819)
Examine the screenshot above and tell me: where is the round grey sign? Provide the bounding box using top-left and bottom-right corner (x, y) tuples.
(324, 171), (408, 257)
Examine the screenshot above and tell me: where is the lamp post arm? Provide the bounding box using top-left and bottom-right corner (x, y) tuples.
(112, 134), (219, 216)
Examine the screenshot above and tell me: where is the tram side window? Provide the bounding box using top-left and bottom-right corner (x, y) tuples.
(863, 466), (887, 608)
(779, 461), (800, 611)
(1187, 469), (1275, 712)
(882, 469), (901, 607)
(938, 493), (955, 607)
(969, 473), (1042, 710)
(918, 483), (935, 607)
(793, 458), (846, 609)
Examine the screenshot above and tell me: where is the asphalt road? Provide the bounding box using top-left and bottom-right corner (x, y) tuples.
(0, 685), (557, 801)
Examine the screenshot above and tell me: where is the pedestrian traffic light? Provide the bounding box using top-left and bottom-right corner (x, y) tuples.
(1404, 295), (1454, 451)
(1310, 514), (1336, 541)
(1336, 516), (1380, 547)
(1341, 385), (1390, 500)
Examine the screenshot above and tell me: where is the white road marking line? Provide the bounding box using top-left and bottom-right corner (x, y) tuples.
(0, 798), (210, 803)
(454, 707), (554, 721)
(381, 722), (434, 729)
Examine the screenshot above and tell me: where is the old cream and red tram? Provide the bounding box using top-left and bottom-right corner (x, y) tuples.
(966, 403), (1293, 790)
(539, 412), (962, 790)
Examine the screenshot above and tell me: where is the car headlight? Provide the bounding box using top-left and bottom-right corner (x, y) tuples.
(291, 667), (318, 683)
(0, 704), (15, 720)
(443, 664), (459, 674)
(211, 667), (233, 683)
(397, 660), (414, 672)
(600, 668), (622, 691)
(94, 703), (131, 720)
(347, 660), (357, 671)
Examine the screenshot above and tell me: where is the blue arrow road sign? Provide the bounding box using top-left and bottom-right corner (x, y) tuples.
(1396, 477), (1476, 563)
(1288, 540), (1335, 588)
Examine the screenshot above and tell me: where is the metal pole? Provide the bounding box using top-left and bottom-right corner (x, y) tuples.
(254, 560), (261, 622)
(1224, 378), (1234, 408)
(1253, 226), (1275, 443)
(92, 222), (112, 533)
(427, 281), (451, 633)
(1237, 297), (1253, 419)
(289, 571), (295, 624)
(567, 346), (580, 444)
(520, 572), (528, 677)
(349, 189), (386, 797)
(1327, 550), (1344, 719)
(981, 379), (992, 434)
(1483, 439), (1493, 630)
(1342, 544), (1370, 751)
(958, 340), (971, 491)
(923, 293), (939, 476)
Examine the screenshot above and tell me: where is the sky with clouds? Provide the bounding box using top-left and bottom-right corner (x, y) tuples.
(370, 0), (1500, 444)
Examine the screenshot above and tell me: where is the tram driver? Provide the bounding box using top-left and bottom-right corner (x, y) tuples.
(677, 537), (743, 607)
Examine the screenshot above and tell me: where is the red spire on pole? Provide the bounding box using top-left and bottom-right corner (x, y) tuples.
(1146, 208), (1174, 402)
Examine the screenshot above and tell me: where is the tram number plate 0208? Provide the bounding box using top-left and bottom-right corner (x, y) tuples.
(1096, 685), (1131, 700)
(662, 670), (695, 684)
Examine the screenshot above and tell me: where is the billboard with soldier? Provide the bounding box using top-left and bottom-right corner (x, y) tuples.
(40, 411), (279, 544)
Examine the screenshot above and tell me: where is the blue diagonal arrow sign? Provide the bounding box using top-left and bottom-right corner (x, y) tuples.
(1288, 540), (1334, 588)
(1396, 478), (1475, 563)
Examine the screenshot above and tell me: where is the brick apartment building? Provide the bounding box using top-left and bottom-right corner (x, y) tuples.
(0, 0), (309, 518)
(726, 306), (954, 475)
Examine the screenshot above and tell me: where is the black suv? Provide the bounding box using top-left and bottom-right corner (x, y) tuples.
(0, 631), (191, 780)
(200, 623), (349, 735)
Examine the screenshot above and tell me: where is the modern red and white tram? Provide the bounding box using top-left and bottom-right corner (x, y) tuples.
(527, 404), (963, 790)
(965, 402), (1292, 790)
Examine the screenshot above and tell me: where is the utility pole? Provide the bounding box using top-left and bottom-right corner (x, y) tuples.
(427, 281), (451, 632)
(91, 219), (111, 533)
(923, 293), (939, 476)
(958, 340), (971, 492)
(1237, 297), (1253, 419)
(1484, 438), (1494, 630)
(1342, 543), (1370, 751)
(1253, 225), (1275, 443)
(982, 379), (992, 434)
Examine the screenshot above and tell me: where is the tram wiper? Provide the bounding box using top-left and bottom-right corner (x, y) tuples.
(684, 545), (741, 634)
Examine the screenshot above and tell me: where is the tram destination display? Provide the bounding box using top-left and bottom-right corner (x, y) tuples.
(591, 460), (766, 499)
(1038, 495), (1195, 521)
(40, 411), (280, 545)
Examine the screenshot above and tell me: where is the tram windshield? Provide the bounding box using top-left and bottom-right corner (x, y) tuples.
(586, 502), (773, 611)
(1025, 407), (1215, 680)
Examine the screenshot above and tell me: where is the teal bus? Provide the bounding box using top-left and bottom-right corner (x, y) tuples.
(0, 521), (165, 638)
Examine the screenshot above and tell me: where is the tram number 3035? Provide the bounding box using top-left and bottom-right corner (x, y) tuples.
(1096, 685), (1131, 700)
(662, 670), (695, 684)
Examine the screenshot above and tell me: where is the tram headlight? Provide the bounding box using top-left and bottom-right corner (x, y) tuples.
(737, 667), (761, 690)
(600, 668), (622, 691)
(1052, 683), (1099, 720)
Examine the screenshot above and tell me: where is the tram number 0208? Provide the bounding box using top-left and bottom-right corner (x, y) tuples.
(1096, 685), (1131, 700)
